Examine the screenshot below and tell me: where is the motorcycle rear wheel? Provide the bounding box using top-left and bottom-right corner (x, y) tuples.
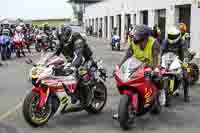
(16, 50), (20, 57)
(151, 95), (161, 114)
(85, 81), (107, 114)
(190, 63), (199, 84)
(23, 91), (52, 127)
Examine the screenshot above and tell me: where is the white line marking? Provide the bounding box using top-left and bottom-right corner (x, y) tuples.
(0, 90), (31, 120)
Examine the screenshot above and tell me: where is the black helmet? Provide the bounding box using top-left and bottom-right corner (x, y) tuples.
(62, 26), (72, 36)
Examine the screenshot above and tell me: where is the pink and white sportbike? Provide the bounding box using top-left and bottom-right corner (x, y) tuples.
(23, 56), (108, 127)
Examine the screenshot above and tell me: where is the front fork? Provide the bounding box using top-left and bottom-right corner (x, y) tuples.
(32, 87), (50, 108)
(123, 90), (138, 112)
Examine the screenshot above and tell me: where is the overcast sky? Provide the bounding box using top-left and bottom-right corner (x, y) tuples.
(0, 0), (74, 20)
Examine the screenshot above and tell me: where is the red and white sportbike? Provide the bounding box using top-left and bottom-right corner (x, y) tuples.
(23, 55), (108, 127)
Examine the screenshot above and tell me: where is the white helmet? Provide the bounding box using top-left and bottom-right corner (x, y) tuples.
(167, 26), (181, 44)
(19, 22), (25, 27)
(3, 20), (9, 25)
(16, 26), (22, 32)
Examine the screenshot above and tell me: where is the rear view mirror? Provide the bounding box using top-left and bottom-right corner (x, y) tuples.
(25, 58), (36, 66)
(25, 58), (32, 64)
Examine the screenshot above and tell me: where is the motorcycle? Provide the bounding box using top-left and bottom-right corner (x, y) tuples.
(113, 56), (163, 130)
(13, 33), (25, 57)
(35, 33), (52, 52)
(0, 35), (11, 60)
(23, 56), (108, 127)
(111, 35), (120, 51)
(161, 52), (189, 105)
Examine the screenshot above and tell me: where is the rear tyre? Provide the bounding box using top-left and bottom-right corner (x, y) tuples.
(23, 91), (52, 127)
(151, 95), (161, 115)
(16, 50), (20, 57)
(190, 63), (199, 84)
(119, 95), (136, 130)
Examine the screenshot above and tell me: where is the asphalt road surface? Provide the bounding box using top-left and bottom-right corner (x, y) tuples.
(1, 38), (200, 133)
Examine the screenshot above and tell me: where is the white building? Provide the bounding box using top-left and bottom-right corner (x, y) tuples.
(83, 0), (200, 51)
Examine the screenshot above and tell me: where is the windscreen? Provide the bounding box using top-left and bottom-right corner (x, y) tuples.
(120, 56), (142, 81)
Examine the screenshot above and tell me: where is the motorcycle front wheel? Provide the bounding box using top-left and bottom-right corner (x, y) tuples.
(118, 95), (136, 130)
(85, 81), (107, 114)
(23, 91), (52, 127)
(35, 43), (41, 52)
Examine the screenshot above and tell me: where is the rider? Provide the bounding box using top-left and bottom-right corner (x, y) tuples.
(179, 23), (190, 48)
(48, 25), (94, 104)
(152, 24), (162, 44)
(111, 27), (117, 37)
(1, 21), (12, 37)
(0, 28), (11, 60)
(161, 26), (190, 102)
(43, 23), (51, 36)
(119, 24), (160, 68)
(113, 25), (161, 119)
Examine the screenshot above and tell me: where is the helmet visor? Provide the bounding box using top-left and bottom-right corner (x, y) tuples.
(168, 33), (180, 40)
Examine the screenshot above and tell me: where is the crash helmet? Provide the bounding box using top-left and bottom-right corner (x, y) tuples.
(3, 20), (9, 25)
(133, 24), (151, 44)
(167, 26), (181, 44)
(2, 29), (10, 36)
(62, 26), (72, 40)
(16, 26), (22, 33)
(19, 22), (25, 27)
(2, 20), (10, 28)
(179, 23), (187, 33)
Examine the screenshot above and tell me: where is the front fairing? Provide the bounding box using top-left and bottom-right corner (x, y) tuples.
(117, 56), (143, 82)
(161, 52), (182, 73)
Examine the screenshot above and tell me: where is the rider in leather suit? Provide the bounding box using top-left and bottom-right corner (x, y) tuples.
(161, 26), (190, 103)
(50, 26), (94, 105)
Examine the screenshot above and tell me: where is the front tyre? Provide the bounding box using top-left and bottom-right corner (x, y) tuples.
(23, 91), (52, 127)
(85, 81), (107, 114)
(119, 95), (136, 130)
(117, 44), (120, 51)
(35, 43), (41, 52)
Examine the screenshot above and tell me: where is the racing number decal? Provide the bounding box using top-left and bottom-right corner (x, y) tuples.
(144, 88), (153, 104)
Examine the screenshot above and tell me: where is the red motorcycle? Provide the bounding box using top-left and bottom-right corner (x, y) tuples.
(114, 57), (163, 130)
(13, 33), (25, 57)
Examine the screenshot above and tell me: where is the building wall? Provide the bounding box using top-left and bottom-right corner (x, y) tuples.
(84, 0), (200, 52)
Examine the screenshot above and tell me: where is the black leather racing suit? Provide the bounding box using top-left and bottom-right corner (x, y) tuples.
(55, 32), (93, 68)
(54, 32), (93, 104)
